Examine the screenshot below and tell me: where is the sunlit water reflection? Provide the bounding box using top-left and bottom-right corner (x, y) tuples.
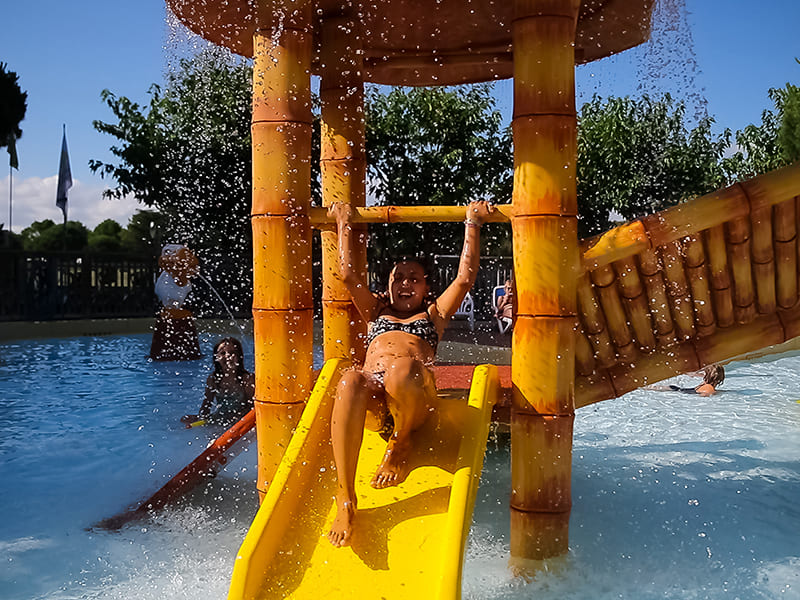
(1, 334), (798, 599)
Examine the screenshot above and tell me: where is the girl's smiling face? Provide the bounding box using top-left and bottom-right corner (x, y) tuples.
(388, 261), (430, 313)
(214, 341), (241, 373)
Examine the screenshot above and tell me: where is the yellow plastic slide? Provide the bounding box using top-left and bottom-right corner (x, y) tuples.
(228, 359), (499, 600)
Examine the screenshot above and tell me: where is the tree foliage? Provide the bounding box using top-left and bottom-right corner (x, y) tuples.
(365, 84), (512, 275)
(87, 48), (796, 301)
(726, 82), (800, 178)
(576, 94), (733, 237)
(0, 62), (27, 146)
(90, 47), (254, 310)
(87, 219), (123, 252)
(20, 220), (89, 252)
(119, 209), (168, 255)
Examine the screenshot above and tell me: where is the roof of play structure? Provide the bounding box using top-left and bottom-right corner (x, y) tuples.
(166, 0), (655, 86)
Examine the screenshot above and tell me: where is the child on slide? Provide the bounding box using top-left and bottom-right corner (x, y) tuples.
(181, 337), (255, 427)
(326, 199), (494, 548)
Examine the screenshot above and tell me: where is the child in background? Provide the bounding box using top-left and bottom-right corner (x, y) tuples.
(669, 364), (725, 396)
(181, 337), (255, 427)
(494, 278), (515, 334)
(647, 364), (725, 397)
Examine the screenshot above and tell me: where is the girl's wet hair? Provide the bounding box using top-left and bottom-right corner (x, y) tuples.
(212, 337), (248, 379)
(702, 364), (725, 387)
(391, 255), (432, 277)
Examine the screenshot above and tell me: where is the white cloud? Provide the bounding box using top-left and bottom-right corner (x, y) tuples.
(0, 174), (142, 232)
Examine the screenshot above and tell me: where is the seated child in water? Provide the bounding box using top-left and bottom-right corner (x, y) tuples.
(648, 363), (725, 397)
(181, 337), (255, 427)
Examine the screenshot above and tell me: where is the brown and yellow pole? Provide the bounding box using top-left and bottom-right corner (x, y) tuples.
(251, 3), (315, 501)
(509, 0), (580, 573)
(319, 14), (368, 364)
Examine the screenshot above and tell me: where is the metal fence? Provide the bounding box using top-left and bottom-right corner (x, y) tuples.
(0, 251), (158, 321)
(0, 249), (513, 323)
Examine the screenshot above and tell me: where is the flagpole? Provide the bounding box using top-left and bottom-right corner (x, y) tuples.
(7, 161), (10, 234)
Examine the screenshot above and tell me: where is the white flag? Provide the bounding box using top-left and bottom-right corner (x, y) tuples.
(56, 125), (72, 221)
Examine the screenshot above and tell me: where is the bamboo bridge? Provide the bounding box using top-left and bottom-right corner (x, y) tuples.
(575, 162), (800, 405)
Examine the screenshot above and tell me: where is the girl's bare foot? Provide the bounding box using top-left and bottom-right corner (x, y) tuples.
(327, 499), (356, 547)
(371, 437), (412, 489)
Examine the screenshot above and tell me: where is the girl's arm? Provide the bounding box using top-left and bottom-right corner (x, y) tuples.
(434, 200), (494, 319)
(198, 375), (216, 418)
(328, 203), (379, 322)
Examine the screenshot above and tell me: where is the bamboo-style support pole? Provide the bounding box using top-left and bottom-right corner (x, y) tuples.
(509, 0), (580, 570)
(319, 15), (368, 364)
(250, 8), (314, 501)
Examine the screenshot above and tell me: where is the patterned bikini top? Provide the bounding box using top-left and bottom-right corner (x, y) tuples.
(366, 315), (439, 353)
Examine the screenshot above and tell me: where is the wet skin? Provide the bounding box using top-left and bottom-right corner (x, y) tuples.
(326, 200), (492, 547)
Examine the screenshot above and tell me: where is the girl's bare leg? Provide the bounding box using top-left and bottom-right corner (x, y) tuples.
(371, 358), (436, 489)
(328, 370), (381, 547)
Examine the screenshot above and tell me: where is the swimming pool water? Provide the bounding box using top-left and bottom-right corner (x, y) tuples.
(0, 334), (798, 599)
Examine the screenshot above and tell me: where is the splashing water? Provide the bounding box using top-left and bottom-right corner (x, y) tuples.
(196, 273), (247, 337)
(577, 0), (708, 127)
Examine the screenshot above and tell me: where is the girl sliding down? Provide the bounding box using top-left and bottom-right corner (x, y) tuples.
(326, 200), (493, 548)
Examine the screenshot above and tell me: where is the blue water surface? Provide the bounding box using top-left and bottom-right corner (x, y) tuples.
(0, 333), (798, 599)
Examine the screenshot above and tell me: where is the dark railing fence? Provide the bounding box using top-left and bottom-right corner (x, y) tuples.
(0, 251), (159, 321)
(0, 250), (511, 323)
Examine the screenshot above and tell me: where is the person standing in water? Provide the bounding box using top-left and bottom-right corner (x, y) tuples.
(326, 200), (493, 548)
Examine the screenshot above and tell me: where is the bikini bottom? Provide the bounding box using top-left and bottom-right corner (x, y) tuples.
(365, 370), (394, 439)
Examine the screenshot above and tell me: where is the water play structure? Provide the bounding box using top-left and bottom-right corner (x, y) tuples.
(159, 0), (800, 597)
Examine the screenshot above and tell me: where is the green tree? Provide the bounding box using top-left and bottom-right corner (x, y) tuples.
(576, 94), (733, 237)
(777, 82), (800, 163)
(120, 209), (166, 255)
(0, 224), (23, 249)
(21, 220), (89, 252)
(87, 219), (123, 252)
(365, 84), (513, 277)
(90, 47), (254, 311)
(0, 62), (27, 150)
(727, 80), (800, 179)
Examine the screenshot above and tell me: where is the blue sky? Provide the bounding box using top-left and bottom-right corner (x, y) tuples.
(2, 0), (799, 232)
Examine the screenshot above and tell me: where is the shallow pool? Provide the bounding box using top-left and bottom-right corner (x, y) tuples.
(0, 334), (798, 599)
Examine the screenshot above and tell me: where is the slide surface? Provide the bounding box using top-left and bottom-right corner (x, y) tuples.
(228, 360), (499, 600)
